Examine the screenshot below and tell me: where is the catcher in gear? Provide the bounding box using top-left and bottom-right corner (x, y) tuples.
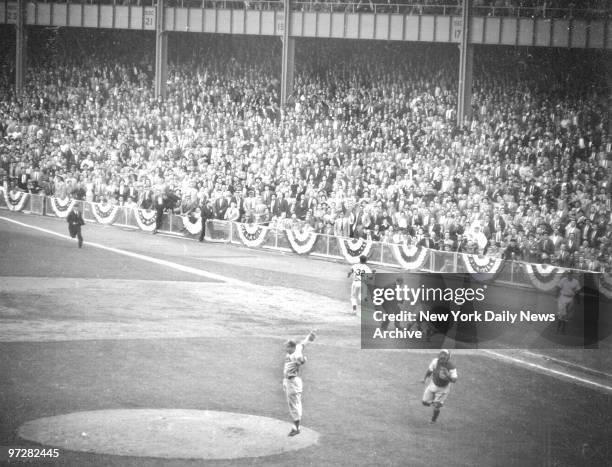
(283, 330), (316, 436)
(422, 349), (458, 423)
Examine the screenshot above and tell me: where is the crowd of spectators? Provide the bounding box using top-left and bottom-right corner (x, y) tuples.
(0, 28), (610, 272)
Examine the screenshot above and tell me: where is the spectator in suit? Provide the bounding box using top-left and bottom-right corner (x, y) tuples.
(214, 191), (230, 220)
(566, 232), (579, 254)
(370, 224), (382, 242)
(556, 243), (573, 268)
(581, 219), (596, 246)
(502, 238), (523, 261)
(524, 232), (540, 263)
(199, 199), (214, 243)
(279, 192), (291, 218)
(550, 226), (564, 251)
(269, 192), (282, 217)
(538, 231), (556, 258)
(293, 193), (308, 220)
(232, 190), (246, 221)
(153, 190), (166, 235)
(418, 232), (436, 249)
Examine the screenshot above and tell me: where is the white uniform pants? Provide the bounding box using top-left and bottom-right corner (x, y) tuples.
(351, 281), (362, 307)
(557, 295), (575, 322)
(283, 376), (303, 421)
(423, 381), (451, 406)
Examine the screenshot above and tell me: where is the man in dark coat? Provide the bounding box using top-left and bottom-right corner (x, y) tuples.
(153, 191), (166, 234)
(199, 199), (215, 242)
(67, 204), (85, 248)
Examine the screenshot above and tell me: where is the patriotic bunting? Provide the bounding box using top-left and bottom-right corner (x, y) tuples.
(182, 215), (202, 235)
(461, 254), (505, 283)
(236, 223), (268, 248)
(49, 196), (76, 218)
(2, 188), (29, 212)
(390, 244), (428, 270)
(337, 237), (373, 263)
(3, 194), (611, 295)
(286, 228), (318, 254)
(133, 208), (157, 232)
(524, 263), (564, 291)
(462, 254), (504, 275)
(91, 202), (120, 225)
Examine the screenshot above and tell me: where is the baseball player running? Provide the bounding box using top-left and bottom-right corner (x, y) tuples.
(347, 255), (372, 315)
(555, 271), (581, 334)
(283, 330), (316, 436)
(422, 349), (458, 423)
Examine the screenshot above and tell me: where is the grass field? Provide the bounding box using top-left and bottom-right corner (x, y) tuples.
(0, 211), (610, 467)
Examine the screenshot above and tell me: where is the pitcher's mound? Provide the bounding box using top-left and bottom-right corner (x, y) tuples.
(18, 409), (320, 459)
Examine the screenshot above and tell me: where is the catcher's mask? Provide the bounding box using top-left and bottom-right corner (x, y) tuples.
(439, 349), (450, 361)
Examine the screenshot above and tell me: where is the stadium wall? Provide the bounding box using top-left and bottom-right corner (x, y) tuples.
(0, 2), (610, 49)
(1, 188), (611, 300)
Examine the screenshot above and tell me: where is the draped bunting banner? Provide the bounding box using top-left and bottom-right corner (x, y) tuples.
(1, 188), (29, 212)
(133, 208), (157, 232)
(337, 237), (373, 263)
(598, 272), (612, 300)
(390, 244), (428, 270)
(182, 215), (202, 235)
(286, 228), (318, 255)
(91, 202), (120, 225)
(461, 254), (505, 281)
(49, 196), (76, 218)
(236, 223), (268, 248)
(523, 263), (565, 291)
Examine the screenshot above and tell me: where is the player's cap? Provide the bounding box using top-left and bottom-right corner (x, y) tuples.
(285, 339), (297, 348)
(359, 255), (367, 264)
(439, 349), (450, 357)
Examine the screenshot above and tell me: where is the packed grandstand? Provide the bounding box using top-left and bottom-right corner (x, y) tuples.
(0, 25), (610, 272)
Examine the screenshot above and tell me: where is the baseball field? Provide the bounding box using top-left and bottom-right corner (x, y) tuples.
(0, 210), (610, 467)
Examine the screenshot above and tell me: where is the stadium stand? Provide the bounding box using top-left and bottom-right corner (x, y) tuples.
(0, 28), (610, 271)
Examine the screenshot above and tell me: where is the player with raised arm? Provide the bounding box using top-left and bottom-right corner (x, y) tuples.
(422, 349), (458, 423)
(283, 330), (316, 437)
(347, 255), (372, 315)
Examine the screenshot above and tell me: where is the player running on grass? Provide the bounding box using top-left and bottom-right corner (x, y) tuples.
(422, 349), (458, 423)
(283, 330), (316, 437)
(555, 270), (581, 335)
(347, 255), (372, 315)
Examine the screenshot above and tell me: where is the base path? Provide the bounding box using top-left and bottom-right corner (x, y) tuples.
(18, 409), (319, 459)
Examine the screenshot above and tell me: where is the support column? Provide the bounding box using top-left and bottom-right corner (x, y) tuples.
(457, 0), (473, 127)
(280, 0), (295, 108)
(15, 0), (27, 97)
(154, 0), (168, 100)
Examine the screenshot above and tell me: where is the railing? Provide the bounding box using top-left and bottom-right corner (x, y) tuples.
(25, 1), (612, 19)
(2, 191), (607, 284)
